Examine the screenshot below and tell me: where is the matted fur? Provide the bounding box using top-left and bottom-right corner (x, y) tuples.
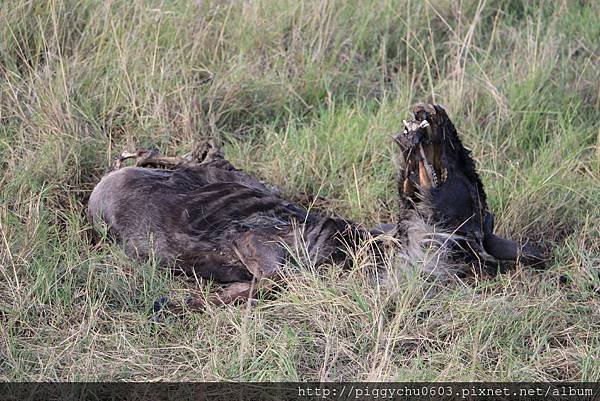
(88, 104), (543, 308)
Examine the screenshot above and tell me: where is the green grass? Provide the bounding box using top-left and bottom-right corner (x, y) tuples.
(0, 0), (598, 381)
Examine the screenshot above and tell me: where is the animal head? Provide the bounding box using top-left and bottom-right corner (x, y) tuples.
(394, 103), (545, 273)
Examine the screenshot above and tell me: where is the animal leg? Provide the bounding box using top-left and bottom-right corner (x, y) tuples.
(176, 252), (254, 283)
(113, 137), (242, 176)
(114, 149), (188, 170)
(152, 230), (287, 315)
(186, 282), (255, 309)
(233, 229), (287, 281)
(160, 234), (284, 312)
(151, 282), (255, 317)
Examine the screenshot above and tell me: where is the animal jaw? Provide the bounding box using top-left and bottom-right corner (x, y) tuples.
(394, 103), (545, 274)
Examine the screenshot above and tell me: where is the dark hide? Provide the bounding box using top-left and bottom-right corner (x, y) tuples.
(89, 103), (545, 308)
(89, 162), (365, 285)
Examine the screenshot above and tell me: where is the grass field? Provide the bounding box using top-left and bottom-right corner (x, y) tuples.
(0, 0), (598, 381)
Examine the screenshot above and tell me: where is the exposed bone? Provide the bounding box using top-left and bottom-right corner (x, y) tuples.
(418, 144), (438, 187)
(114, 149), (189, 170)
(113, 151), (138, 170)
(135, 152), (188, 169)
(418, 160), (432, 190)
(403, 177), (413, 196)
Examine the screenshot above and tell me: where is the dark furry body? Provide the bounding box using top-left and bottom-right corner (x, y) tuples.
(89, 161), (363, 284)
(88, 103), (544, 307)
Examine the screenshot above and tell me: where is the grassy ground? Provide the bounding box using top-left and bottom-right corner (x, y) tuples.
(0, 0), (598, 381)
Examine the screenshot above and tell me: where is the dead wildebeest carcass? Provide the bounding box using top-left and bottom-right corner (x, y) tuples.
(88, 103), (544, 312)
